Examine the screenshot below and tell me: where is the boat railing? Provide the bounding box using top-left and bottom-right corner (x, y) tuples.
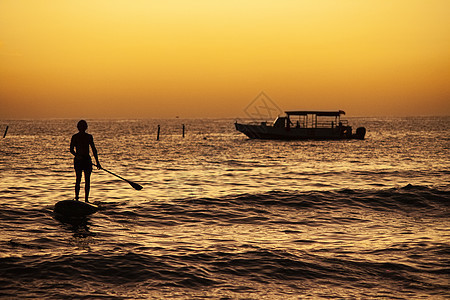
(315, 119), (349, 128)
(235, 118), (271, 126)
(237, 118), (349, 128)
(293, 119), (349, 129)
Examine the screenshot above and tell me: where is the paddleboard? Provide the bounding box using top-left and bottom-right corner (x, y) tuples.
(54, 200), (98, 217)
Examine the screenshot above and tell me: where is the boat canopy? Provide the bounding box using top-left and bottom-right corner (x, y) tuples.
(285, 110), (345, 117)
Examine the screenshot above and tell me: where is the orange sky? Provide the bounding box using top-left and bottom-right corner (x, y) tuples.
(1, 0), (449, 118)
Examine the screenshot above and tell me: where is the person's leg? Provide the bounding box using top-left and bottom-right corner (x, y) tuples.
(75, 170), (82, 200)
(84, 169), (91, 202)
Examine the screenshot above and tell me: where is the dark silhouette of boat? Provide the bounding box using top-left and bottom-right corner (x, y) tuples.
(235, 110), (366, 140)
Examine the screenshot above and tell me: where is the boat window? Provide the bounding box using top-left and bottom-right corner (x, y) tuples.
(273, 117), (286, 128)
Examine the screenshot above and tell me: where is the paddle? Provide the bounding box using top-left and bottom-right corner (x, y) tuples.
(93, 164), (143, 190)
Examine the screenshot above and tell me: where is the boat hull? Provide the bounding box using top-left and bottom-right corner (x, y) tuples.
(235, 123), (365, 140)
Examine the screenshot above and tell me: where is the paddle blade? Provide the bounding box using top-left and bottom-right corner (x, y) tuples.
(127, 180), (143, 190)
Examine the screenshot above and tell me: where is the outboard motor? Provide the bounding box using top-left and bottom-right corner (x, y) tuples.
(353, 127), (366, 140)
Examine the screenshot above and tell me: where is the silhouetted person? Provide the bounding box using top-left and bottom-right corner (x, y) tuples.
(70, 120), (101, 202)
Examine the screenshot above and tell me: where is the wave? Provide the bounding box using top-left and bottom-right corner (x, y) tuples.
(0, 184), (447, 228)
(68, 184), (449, 235)
(176, 184), (450, 216)
(0, 184), (448, 299)
(1, 245), (448, 299)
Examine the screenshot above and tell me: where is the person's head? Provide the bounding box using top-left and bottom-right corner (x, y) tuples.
(77, 120), (88, 132)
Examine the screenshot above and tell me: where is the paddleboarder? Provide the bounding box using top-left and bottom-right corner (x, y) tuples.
(70, 120), (102, 202)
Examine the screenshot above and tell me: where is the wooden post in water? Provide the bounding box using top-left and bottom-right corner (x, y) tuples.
(3, 126), (8, 138)
(156, 125), (160, 141)
(182, 124), (185, 138)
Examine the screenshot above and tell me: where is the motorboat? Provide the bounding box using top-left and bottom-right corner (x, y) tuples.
(235, 110), (366, 140)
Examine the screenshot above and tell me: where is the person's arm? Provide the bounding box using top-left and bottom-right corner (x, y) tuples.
(70, 136), (76, 157)
(90, 136), (101, 169)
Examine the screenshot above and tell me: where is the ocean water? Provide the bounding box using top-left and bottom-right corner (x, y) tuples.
(0, 117), (449, 299)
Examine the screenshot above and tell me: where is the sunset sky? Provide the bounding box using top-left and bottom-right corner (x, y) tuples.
(1, 1), (449, 118)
